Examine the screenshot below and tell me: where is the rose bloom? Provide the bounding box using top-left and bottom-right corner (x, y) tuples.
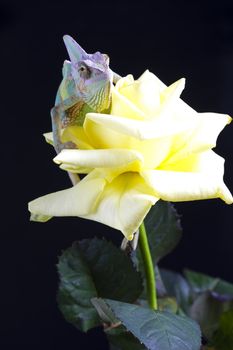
(29, 71), (233, 240)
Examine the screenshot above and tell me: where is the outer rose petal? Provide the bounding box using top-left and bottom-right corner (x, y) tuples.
(29, 175), (106, 217)
(84, 172), (159, 240)
(84, 111), (195, 141)
(54, 148), (143, 171)
(165, 113), (232, 164)
(141, 150), (233, 204)
(43, 132), (54, 145)
(84, 116), (173, 169)
(29, 171), (159, 240)
(159, 150), (226, 174)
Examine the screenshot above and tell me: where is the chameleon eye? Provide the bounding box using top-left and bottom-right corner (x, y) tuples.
(78, 66), (87, 72)
(78, 64), (91, 79)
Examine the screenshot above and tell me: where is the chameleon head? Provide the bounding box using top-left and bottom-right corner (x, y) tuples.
(63, 35), (113, 112)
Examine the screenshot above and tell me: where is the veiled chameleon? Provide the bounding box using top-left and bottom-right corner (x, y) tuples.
(51, 35), (121, 155)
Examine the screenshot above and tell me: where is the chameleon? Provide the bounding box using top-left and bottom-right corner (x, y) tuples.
(51, 35), (121, 157)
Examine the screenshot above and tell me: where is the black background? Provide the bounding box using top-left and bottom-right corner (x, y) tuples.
(1, 0), (233, 349)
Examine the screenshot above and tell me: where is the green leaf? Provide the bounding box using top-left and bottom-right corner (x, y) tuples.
(107, 326), (147, 350)
(79, 238), (143, 302)
(212, 280), (233, 301)
(189, 292), (224, 339)
(184, 270), (219, 293)
(57, 241), (99, 332)
(138, 201), (182, 267)
(138, 297), (178, 314)
(184, 269), (233, 300)
(57, 238), (143, 332)
(91, 298), (146, 349)
(104, 298), (201, 350)
(212, 310), (233, 350)
(160, 268), (192, 313)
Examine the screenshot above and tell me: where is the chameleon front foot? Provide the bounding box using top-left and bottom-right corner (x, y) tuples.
(55, 141), (77, 154)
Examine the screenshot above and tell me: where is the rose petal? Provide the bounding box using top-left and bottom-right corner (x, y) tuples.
(85, 172), (159, 240)
(43, 132), (54, 145)
(159, 150), (225, 174)
(29, 171), (159, 240)
(84, 111), (195, 142)
(29, 174), (106, 217)
(111, 86), (145, 120)
(138, 70), (166, 90)
(117, 72), (161, 117)
(141, 149), (233, 204)
(165, 113), (232, 164)
(115, 74), (135, 90)
(43, 126), (94, 150)
(118, 74), (186, 122)
(84, 115), (173, 168)
(54, 148), (144, 170)
(138, 70), (196, 117)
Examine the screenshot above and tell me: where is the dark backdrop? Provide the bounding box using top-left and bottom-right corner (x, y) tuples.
(1, 0), (233, 349)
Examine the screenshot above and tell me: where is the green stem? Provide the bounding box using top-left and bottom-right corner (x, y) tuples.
(139, 222), (157, 310)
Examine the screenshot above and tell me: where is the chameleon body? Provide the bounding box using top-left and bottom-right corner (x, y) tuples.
(51, 35), (121, 155)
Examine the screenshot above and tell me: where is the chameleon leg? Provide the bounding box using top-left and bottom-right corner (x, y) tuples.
(51, 106), (62, 154)
(51, 106), (76, 154)
(68, 172), (80, 186)
(51, 106), (80, 186)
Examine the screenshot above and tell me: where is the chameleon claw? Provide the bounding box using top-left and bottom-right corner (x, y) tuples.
(62, 141), (77, 149)
(55, 141), (77, 154)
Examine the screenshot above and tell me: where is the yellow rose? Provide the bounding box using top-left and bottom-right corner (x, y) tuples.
(29, 71), (233, 240)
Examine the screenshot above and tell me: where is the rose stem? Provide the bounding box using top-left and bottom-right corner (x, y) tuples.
(139, 221), (157, 310)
